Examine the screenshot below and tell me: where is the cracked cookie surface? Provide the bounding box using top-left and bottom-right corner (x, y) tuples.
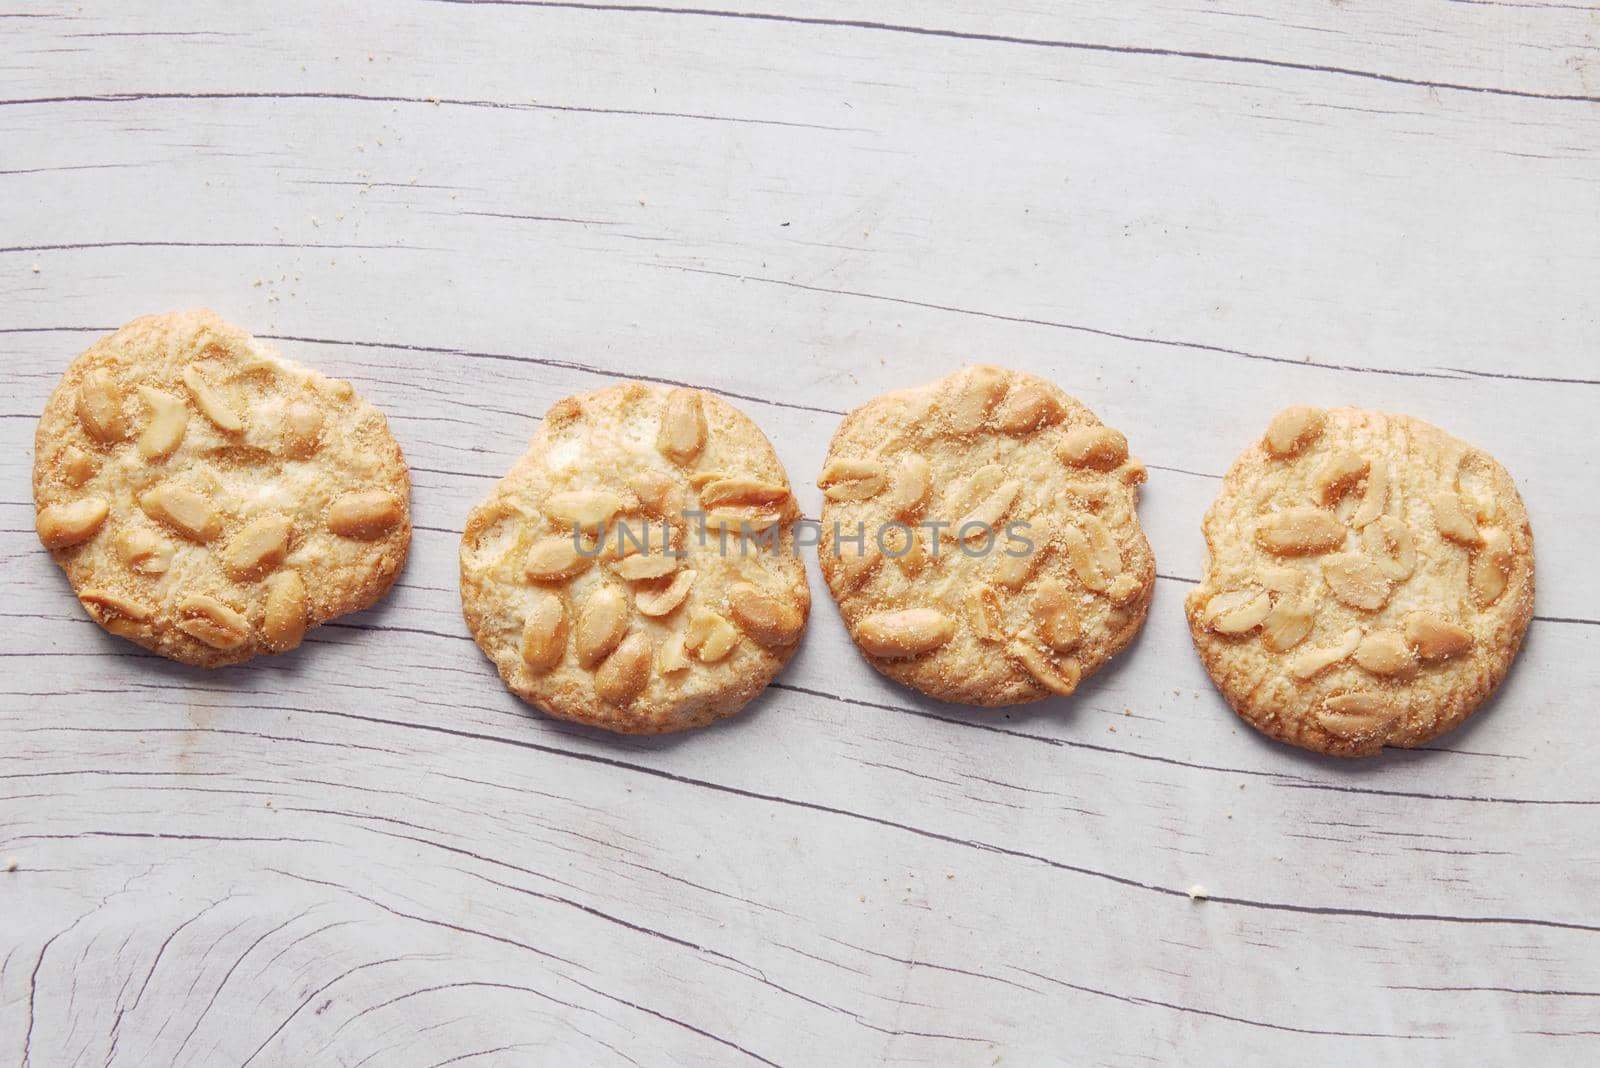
(1186, 407), (1534, 757)
(460, 383), (809, 734)
(817, 366), (1154, 706)
(33, 310), (411, 667)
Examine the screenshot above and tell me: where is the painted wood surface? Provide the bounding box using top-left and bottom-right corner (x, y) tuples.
(3, 2), (1598, 1064)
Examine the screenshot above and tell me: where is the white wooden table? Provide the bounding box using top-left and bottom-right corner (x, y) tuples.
(3, 3), (1598, 1064)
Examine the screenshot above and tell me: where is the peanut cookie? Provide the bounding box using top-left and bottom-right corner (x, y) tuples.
(817, 366), (1154, 706)
(460, 383), (809, 734)
(33, 311), (411, 667)
(1186, 407), (1534, 757)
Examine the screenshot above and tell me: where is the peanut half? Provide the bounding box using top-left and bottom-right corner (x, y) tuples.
(136, 386), (189, 460)
(262, 571), (308, 652)
(1259, 568), (1313, 653)
(941, 366), (1009, 434)
(1203, 589), (1272, 635)
(1287, 627), (1362, 680)
(1470, 529), (1514, 608)
(38, 497), (110, 549)
(885, 454), (931, 517)
(993, 382), (1064, 434)
(1256, 508), (1345, 556)
(1316, 450), (1369, 504)
(139, 484), (221, 542)
(76, 369), (126, 444)
(856, 608), (955, 659)
(956, 480), (1021, 542)
(525, 537), (594, 582)
(611, 553), (680, 582)
(657, 387), (706, 464)
(222, 514), (292, 580)
(1060, 516), (1120, 593)
(969, 586), (1006, 644)
(1322, 553), (1394, 612)
(685, 607), (740, 663)
(1057, 426), (1128, 471)
(327, 490), (404, 539)
(282, 401), (323, 458)
(1317, 692), (1402, 741)
(699, 477), (790, 509)
(182, 365), (244, 433)
(115, 527), (174, 575)
(520, 591), (568, 673)
(657, 631), (690, 675)
(1263, 406), (1325, 458)
(575, 586), (629, 668)
(1350, 462), (1389, 528)
(818, 458), (887, 501)
(1431, 490), (1482, 547)
(727, 583), (803, 647)
(543, 489), (629, 534)
(177, 594), (250, 650)
(1033, 578), (1081, 652)
(1009, 641), (1081, 696)
(1405, 612), (1473, 662)
(80, 590), (155, 625)
(595, 633), (652, 705)
(635, 570), (696, 618)
(1361, 516), (1416, 580)
(1352, 630), (1417, 678)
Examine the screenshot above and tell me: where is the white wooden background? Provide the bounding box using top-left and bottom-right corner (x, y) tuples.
(3, 2), (1599, 1064)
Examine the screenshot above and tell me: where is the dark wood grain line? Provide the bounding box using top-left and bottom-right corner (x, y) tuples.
(453, 864), (990, 1044)
(61, 30), (239, 38)
(336, 982), (617, 1066)
(425, 1044), (537, 1067)
(657, 265), (1476, 383)
(560, 975), (786, 1066)
(1273, 779), (1600, 806)
(238, 954), (443, 1067)
(1445, 0), (1600, 13)
(0, 90), (854, 130)
(1147, 462), (1222, 480)
(451, 209), (618, 225)
(262, 871), (768, 1064)
(18, 612), (1588, 802)
(286, 704), (1600, 933)
(170, 914), (303, 1062)
(1448, 367), (1600, 386)
(426, 0), (1600, 105)
(253, 331), (847, 414)
(0, 163), (146, 177)
(834, 938), (1041, 993)
(0, 240), (426, 254)
(0, 324), (842, 414)
(1017, 966), (1442, 1039)
(770, 682), (1589, 804)
(105, 898), (231, 1065)
(1389, 983), (1600, 997)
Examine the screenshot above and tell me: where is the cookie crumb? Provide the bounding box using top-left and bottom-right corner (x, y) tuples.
(1186, 884), (1208, 901)
(4, 857), (17, 872)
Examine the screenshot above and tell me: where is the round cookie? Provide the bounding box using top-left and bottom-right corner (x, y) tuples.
(460, 383), (810, 735)
(1186, 406), (1534, 757)
(817, 366), (1154, 706)
(33, 310), (411, 667)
